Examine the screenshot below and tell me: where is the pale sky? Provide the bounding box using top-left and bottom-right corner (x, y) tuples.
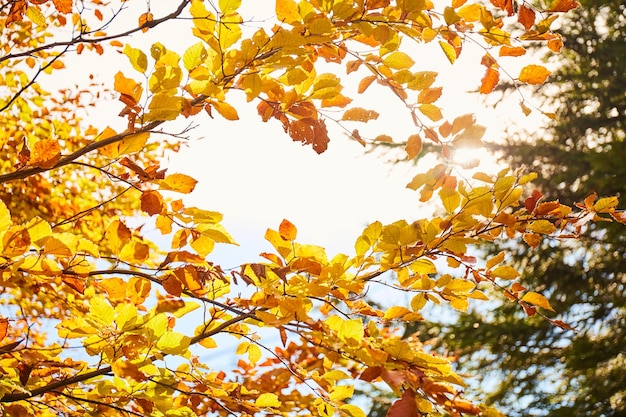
(58, 0), (547, 266)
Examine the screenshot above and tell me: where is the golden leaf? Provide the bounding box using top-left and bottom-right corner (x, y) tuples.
(518, 65), (551, 85)
(521, 291), (555, 311)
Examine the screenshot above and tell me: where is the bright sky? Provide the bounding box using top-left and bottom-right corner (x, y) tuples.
(61, 0), (547, 266)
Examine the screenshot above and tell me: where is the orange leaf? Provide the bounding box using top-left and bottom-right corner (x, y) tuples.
(30, 140), (61, 169)
(499, 45), (526, 57)
(6, 1), (27, 24)
(517, 5), (536, 30)
(357, 75), (377, 94)
(405, 134), (422, 159)
(279, 219), (297, 241)
(548, 0), (580, 12)
(114, 72), (143, 103)
(490, 0), (514, 16)
(518, 65), (551, 84)
(139, 12), (154, 32)
(159, 173), (198, 194)
(141, 190), (164, 216)
(0, 318), (8, 341)
(52, 0), (72, 14)
(342, 107), (380, 122)
(417, 87), (443, 104)
(479, 67), (499, 94)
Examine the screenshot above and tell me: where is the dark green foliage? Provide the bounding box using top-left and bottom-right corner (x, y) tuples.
(440, 1), (626, 416)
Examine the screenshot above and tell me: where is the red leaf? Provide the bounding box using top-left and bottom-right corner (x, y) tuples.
(518, 5), (536, 30)
(524, 189), (542, 212)
(387, 389), (420, 417)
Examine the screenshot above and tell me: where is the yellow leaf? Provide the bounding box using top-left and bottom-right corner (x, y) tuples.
(145, 93), (183, 121)
(382, 51), (415, 69)
(330, 385), (354, 402)
(256, 393), (282, 408)
(157, 331), (191, 355)
(518, 65), (551, 85)
(248, 343), (262, 364)
(159, 173), (198, 194)
(527, 219), (557, 235)
(491, 265), (520, 279)
(236, 341), (250, 355)
(450, 296), (469, 312)
(26, 6), (46, 26)
(182, 42), (207, 71)
(30, 139), (61, 169)
(418, 103), (443, 121)
(439, 40), (457, 64)
(219, 0), (241, 14)
(276, 0), (301, 24)
(521, 291), (555, 312)
(338, 318), (364, 345)
(439, 188), (460, 213)
(486, 251), (505, 270)
(123, 44), (148, 73)
(212, 101), (239, 120)
(90, 296), (115, 325)
(593, 196), (619, 213)
(190, 235), (215, 257)
(339, 404), (367, 417)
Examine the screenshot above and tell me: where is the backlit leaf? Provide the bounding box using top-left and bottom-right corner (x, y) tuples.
(256, 393), (282, 408)
(279, 219), (297, 241)
(30, 140), (61, 169)
(342, 107), (380, 122)
(159, 173), (198, 194)
(418, 104), (443, 121)
(521, 291), (555, 312)
(518, 65), (551, 85)
(479, 67), (499, 94)
(123, 44), (148, 73)
(405, 134), (422, 159)
(114, 71), (143, 103)
(439, 40), (457, 64)
(212, 101), (240, 120)
(383, 51), (415, 69)
(275, 0), (301, 25)
(518, 5), (536, 30)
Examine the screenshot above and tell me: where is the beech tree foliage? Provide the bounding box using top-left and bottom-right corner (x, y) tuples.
(0, 1), (623, 417)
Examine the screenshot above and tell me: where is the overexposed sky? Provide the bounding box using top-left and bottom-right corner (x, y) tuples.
(56, 0), (547, 264)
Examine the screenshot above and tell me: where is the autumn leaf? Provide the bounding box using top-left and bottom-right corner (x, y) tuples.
(518, 65), (551, 84)
(387, 389), (420, 417)
(521, 291), (555, 312)
(342, 107), (380, 122)
(279, 219), (297, 241)
(405, 134), (422, 159)
(159, 173), (198, 194)
(479, 67), (499, 94)
(275, 0), (301, 25)
(518, 5), (536, 30)
(548, 0), (580, 12)
(25, 139), (61, 169)
(256, 393), (282, 408)
(52, 0), (72, 14)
